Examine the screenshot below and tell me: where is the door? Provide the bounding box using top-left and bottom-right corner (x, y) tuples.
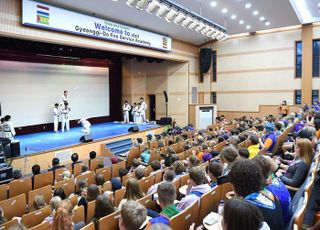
(148, 95), (156, 121)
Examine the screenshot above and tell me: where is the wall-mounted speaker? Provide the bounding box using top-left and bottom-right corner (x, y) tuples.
(200, 48), (212, 74)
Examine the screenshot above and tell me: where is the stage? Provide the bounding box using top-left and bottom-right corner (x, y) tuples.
(15, 122), (159, 156)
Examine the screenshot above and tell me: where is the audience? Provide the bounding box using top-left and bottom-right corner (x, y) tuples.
(119, 200), (147, 230)
(147, 170), (175, 195)
(220, 146), (239, 175)
(95, 173), (105, 187)
(44, 196), (62, 224)
(246, 134), (260, 159)
(92, 194), (115, 229)
(12, 169), (22, 180)
(34, 195), (46, 210)
(207, 161), (223, 188)
(134, 167), (145, 180)
(53, 187), (66, 200)
(48, 158), (64, 172)
(78, 184), (100, 218)
(118, 178), (144, 209)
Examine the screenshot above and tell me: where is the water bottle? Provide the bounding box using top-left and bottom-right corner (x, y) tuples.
(218, 200), (224, 215)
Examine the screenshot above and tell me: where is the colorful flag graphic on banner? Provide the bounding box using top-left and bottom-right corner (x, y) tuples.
(36, 4), (49, 25)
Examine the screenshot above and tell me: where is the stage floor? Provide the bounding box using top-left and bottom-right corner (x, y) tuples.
(16, 122), (159, 156)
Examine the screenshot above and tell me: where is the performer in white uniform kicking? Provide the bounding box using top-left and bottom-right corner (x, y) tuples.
(2, 115), (16, 140)
(131, 103), (137, 123)
(53, 103), (60, 133)
(140, 97), (147, 123)
(60, 90), (69, 106)
(122, 101), (131, 123)
(78, 118), (91, 134)
(61, 102), (71, 132)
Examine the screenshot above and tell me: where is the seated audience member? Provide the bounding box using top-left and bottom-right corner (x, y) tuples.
(220, 146), (239, 175)
(13, 169), (22, 180)
(275, 138), (313, 187)
(111, 178), (123, 192)
(78, 184), (100, 218)
(202, 150), (220, 162)
(95, 173), (105, 187)
(172, 161), (186, 179)
(119, 168), (129, 183)
(48, 157), (65, 172)
(53, 187), (66, 200)
(247, 134), (260, 159)
(130, 158), (145, 173)
(147, 170), (176, 195)
(92, 194), (115, 229)
(88, 151), (96, 169)
(222, 198), (270, 230)
(196, 143), (210, 161)
(31, 164), (41, 189)
(140, 147), (151, 164)
(148, 224), (172, 230)
(161, 147), (176, 167)
(44, 196), (62, 224)
(177, 167), (211, 210)
(34, 195), (46, 210)
(96, 161), (104, 169)
(207, 161), (223, 188)
(259, 123), (276, 154)
(134, 167), (145, 180)
(187, 156), (201, 169)
(61, 169), (72, 181)
(229, 159), (284, 230)
(147, 182), (180, 227)
(118, 178), (145, 209)
(252, 155), (291, 223)
(75, 179), (88, 196)
(274, 122), (283, 137)
(119, 201), (147, 230)
(71, 153), (82, 173)
(150, 160), (162, 175)
(238, 148), (250, 159)
(51, 200), (85, 230)
(80, 165), (89, 175)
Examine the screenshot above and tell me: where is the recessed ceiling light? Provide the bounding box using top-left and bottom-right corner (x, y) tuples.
(210, 1), (217, 7)
(239, 20), (244, 24)
(318, 2), (320, 8)
(231, 15), (237, 19)
(259, 16), (265, 21)
(265, 21), (270, 26)
(222, 8), (228, 13)
(246, 25), (251, 29)
(253, 10), (259, 15)
(245, 3), (251, 9)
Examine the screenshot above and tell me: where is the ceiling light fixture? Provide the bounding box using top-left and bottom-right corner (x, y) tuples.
(239, 20), (244, 24)
(165, 8), (177, 22)
(136, 0), (148, 10)
(174, 12), (186, 25)
(181, 16), (193, 28)
(265, 21), (270, 26)
(126, 0), (139, 7)
(146, 0), (160, 14)
(222, 8), (228, 13)
(189, 19), (199, 30)
(253, 10), (259, 15)
(210, 1), (217, 7)
(246, 25), (251, 29)
(245, 3), (252, 9)
(231, 15), (237, 19)
(195, 23), (206, 32)
(259, 16), (265, 21)
(156, 4), (169, 18)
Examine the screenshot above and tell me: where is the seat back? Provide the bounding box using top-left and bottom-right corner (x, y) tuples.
(98, 210), (121, 230)
(28, 185), (52, 211)
(29, 221), (50, 230)
(73, 205), (85, 224)
(180, 174), (189, 187)
(138, 175), (155, 194)
(294, 192), (308, 230)
(74, 163), (87, 177)
(21, 205), (51, 228)
(102, 181), (112, 193)
(112, 161), (126, 178)
(96, 167), (112, 181)
(214, 140), (227, 151)
(149, 141), (158, 150)
(54, 167), (67, 182)
(68, 195), (79, 208)
(89, 159), (99, 171)
(80, 222), (95, 230)
(0, 184), (7, 202)
(8, 177), (32, 198)
(170, 201), (198, 230)
(54, 179), (76, 197)
(75, 172), (95, 187)
(114, 187), (126, 207)
(198, 188), (220, 225)
(0, 193), (26, 220)
(0, 218), (19, 230)
(126, 147), (140, 168)
(138, 194), (156, 210)
(154, 170), (163, 184)
(219, 182), (233, 200)
(34, 171), (54, 189)
(86, 200), (96, 224)
(144, 165), (153, 177)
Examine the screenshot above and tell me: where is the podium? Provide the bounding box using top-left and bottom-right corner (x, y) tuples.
(189, 104), (217, 130)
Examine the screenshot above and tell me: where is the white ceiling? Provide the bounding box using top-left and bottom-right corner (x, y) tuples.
(41, 0), (302, 45)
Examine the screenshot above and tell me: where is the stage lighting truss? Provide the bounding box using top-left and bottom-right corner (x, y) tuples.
(125, 0), (228, 41)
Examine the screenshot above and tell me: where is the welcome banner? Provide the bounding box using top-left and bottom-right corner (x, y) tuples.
(22, 0), (172, 52)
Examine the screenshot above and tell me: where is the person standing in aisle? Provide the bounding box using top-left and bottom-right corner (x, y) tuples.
(53, 103), (60, 133)
(122, 101), (131, 124)
(140, 97), (147, 123)
(61, 102), (71, 132)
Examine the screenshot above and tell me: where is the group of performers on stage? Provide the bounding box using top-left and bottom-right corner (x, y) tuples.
(122, 97), (148, 124)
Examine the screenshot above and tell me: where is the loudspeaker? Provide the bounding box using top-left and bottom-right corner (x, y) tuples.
(4, 141), (20, 158)
(200, 48), (212, 74)
(159, 117), (172, 125)
(79, 135), (93, 143)
(163, 91), (168, 102)
(128, 126), (139, 133)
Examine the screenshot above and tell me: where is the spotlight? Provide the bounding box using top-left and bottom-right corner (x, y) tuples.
(174, 12), (186, 25)
(156, 4), (169, 18)
(147, 0), (160, 14)
(201, 26), (211, 35)
(195, 22), (205, 33)
(136, 0), (148, 10)
(207, 29), (215, 37)
(181, 16), (193, 28)
(189, 19), (199, 30)
(165, 8), (177, 22)
(127, 0), (138, 7)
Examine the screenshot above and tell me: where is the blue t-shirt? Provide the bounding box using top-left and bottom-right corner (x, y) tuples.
(140, 150), (151, 163)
